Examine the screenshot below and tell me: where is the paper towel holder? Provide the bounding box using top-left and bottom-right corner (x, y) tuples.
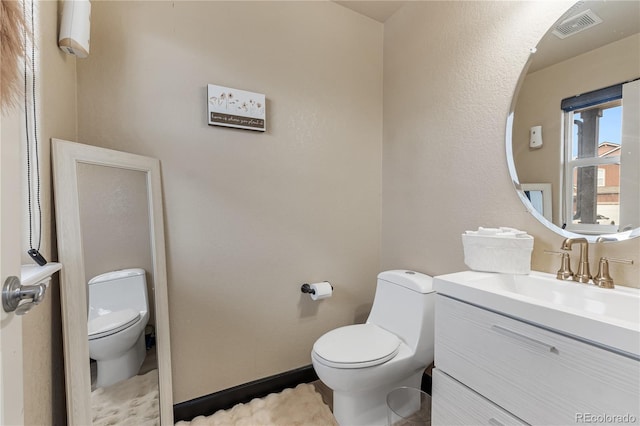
(301, 282), (333, 294)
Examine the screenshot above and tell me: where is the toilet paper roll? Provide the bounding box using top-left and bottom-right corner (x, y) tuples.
(310, 282), (333, 301)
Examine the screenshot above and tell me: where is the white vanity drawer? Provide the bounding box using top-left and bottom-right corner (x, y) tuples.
(435, 295), (640, 425)
(432, 368), (527, 426)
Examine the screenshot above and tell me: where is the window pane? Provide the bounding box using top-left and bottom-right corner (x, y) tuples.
(572, 165), (620, 226)
(571, 103), (622, 161)
(599, 105), (622, 145)
(597, 168), (605, 186)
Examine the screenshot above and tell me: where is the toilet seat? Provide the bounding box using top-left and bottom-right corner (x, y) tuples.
(88, 308), (141, 340)
(312, 323), (401, 369)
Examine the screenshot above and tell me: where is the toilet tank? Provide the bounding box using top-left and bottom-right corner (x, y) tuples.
(367, 270), (435, 362)
(88, 268), (149, 318)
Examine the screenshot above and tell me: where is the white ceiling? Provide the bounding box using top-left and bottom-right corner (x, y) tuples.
(334, 1), (407, 23)
(333, 1), (639, 74)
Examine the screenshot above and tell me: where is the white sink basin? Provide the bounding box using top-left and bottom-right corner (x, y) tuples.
(433, 270), (640, 357)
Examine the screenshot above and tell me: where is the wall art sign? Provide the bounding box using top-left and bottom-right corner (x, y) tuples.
(207, 84), (266, 132)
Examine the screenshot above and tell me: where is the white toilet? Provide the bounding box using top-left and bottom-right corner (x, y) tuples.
(87, 268), (150, 388)
(311, 270), (435, 426)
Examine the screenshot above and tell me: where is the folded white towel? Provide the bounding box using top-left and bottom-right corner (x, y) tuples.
(477, 227), (500, 235)
(462, 226), (534, 274)
(467, 226), (530, 239)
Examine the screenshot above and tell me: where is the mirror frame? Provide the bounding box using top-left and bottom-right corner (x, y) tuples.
(505, 8), (639, 243)
(52, 139), (173, 425)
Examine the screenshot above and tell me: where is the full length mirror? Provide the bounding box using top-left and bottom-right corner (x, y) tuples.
(508, 0), (640, 241)
(52, 139), (173, 425)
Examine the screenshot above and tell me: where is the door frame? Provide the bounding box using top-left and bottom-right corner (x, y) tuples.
(1, 108), (26, 424)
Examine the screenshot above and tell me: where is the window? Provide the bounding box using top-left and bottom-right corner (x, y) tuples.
(597, 168), (606, 187)
(562, 84), (624, 233)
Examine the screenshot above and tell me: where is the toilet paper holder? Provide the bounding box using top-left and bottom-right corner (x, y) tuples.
(301, 282), (333, 295)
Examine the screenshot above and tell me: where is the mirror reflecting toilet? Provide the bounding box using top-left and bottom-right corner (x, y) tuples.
(53, 139), (173, 425)
(87, 269), (151, 389)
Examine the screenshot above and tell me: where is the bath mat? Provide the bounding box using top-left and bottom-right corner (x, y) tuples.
(91, 368), (160, 426)
(176, 383), (338, 426)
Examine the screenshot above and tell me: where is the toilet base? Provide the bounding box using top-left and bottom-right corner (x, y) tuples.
(332, 369), (423, 426)
(95, 332), (146, 388)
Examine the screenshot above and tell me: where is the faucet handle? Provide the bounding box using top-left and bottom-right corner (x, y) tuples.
(544, 250), (573, 280)
(593, 257), (634, 289)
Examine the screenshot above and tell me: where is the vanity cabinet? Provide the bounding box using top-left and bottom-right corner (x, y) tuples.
(432, 294), (640, 426)
(432, 368), (527, 426)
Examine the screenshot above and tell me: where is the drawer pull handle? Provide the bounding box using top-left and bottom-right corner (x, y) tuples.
(488, 418), (505, 426)
(491, 325), (558, 353)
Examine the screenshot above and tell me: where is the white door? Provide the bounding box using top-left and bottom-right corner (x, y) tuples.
(0, 107), (25, 423)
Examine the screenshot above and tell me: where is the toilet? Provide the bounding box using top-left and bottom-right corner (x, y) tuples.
(87, 268), (150, 388)
(311, 270), (435, 426)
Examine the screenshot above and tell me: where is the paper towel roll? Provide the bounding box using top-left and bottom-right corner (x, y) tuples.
(310, 282), (332, 301)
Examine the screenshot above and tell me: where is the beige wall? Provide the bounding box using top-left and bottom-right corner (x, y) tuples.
(77, 164), (151, 283)
(2, 1), (78, 424)
(75, 1), (383, 402)
(382, 1), (639, 287)
(513, 34), (640, 225)
(9, 0), (640, 419)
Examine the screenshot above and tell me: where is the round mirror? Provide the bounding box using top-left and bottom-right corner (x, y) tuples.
(507, 0), (640, 242)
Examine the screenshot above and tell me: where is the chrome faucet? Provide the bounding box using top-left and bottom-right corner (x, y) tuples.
(561, 237), (591, 283)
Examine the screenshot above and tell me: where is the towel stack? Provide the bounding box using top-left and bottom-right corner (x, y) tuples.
(462, 227), (534, 274)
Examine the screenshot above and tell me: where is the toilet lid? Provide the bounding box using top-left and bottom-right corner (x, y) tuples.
(88, 309), (140, 340)
(312, 324), (401, 368)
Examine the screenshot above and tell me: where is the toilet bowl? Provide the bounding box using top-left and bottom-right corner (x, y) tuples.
(311, 270), (435, 426)
(87, 268), (150, 388)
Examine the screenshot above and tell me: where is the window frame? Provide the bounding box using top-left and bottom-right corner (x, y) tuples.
(562, 91), (623, 235)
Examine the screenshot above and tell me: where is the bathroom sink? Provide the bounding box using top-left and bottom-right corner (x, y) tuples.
(433, 270), (640, 357)
(472, 272), (639, 323)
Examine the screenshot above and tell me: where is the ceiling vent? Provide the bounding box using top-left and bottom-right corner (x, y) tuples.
(552, 9), (603, 39)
